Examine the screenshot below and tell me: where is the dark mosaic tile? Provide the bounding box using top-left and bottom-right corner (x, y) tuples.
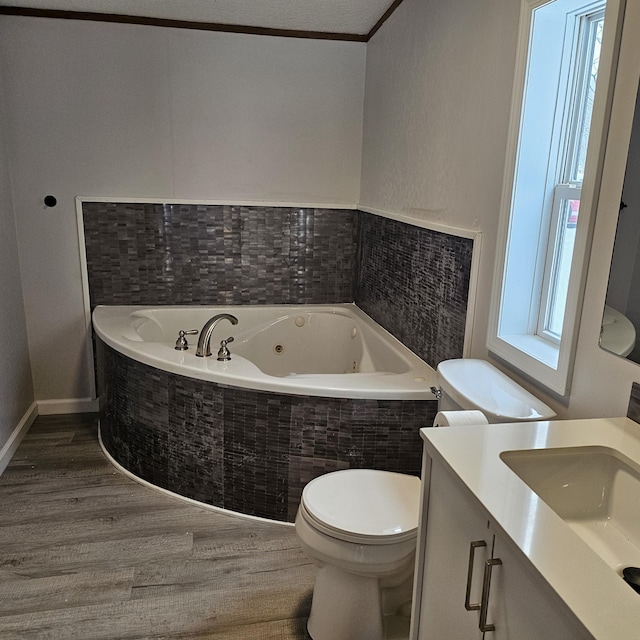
(166, 379), (226, 506)
(96, 340), (170, 488)
(97, 340), (437, 523)
(82, 203), (358, 307)
(355, 213), (473, 368)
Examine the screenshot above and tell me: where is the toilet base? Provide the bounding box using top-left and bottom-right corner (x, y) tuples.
(306, 564), (413, 640)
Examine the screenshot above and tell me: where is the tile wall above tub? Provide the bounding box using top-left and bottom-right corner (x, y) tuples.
(81, 202), (474, 367)
(82, 202), (358, 307)
(356, 213), (472, 367)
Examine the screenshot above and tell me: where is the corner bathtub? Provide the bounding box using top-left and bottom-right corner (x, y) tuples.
(93, 304), (438, 522)
(93, 304), (435, 400)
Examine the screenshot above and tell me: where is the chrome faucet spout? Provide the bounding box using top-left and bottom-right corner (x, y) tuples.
(195, 314), (238, 357)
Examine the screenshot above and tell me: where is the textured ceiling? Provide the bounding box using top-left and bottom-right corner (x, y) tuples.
(0, 0), (398, 35)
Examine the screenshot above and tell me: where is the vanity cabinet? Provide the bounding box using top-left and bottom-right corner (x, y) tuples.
(413, 458), (592, 639)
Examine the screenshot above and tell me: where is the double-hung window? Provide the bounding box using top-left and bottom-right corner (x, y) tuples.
(489, 0), (620, 395)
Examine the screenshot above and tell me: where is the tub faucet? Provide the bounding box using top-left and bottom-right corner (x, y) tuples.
(196, 314), (238, 357)
(217, 337), (234, 361)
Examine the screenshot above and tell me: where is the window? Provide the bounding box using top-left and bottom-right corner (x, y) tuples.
(540, 8), (603, 343)
(488, 0), (620, 395)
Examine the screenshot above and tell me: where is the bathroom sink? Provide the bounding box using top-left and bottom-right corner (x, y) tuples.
(500, 446), (640, 570)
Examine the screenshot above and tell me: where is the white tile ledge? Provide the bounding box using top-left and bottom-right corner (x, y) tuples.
(357, 205), (480, 240)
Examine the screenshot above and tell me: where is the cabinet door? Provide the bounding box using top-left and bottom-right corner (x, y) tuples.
(416, 459), (593, 640)
(417, 459), (491, 639)
(486, 532), (593, 640)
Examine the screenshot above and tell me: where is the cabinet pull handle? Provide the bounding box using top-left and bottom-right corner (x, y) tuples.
(479, 557), (502, 632)
(464, 540), (487, 611)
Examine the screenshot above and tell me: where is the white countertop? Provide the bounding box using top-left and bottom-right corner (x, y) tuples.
(420, 417), (640, 640)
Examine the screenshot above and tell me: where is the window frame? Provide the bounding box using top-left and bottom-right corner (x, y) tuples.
(487, 0), (623, 396)
(537, 184), (582, 344)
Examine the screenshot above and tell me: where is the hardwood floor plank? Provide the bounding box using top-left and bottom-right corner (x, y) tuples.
(0, 502), (287, 552)
(4, 444), (109, 473)
(0, 472), (131, 501)
(0, 568), (30, 582)
(0, 533), (194, 576)
(192, 524), (301, 556)
(0, 488), (201, 525)
(185, 616), (311, 640)
(0, 587), (311, 639)
(0, 568), (135, 615)
(130, 554), (314, 599)
(0, 465), (118, 486)
(6, 430), (75, 452)
(0, 483), (154, 518)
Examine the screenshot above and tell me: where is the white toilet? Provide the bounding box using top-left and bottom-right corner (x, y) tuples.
(295, 358), (555, 640)
(296, 469), (420, 640)
(435, 358), (556, 423)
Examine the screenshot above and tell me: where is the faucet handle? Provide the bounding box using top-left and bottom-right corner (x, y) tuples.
(175, 329), (199, 351)
(217, 336), (234, 361)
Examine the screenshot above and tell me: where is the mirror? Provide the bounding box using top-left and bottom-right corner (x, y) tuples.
(601, 86), (640, 362)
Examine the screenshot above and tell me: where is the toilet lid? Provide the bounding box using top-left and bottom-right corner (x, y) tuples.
(301, 469), (421, 542)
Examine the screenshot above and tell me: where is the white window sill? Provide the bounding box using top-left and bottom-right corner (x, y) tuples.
(498, 334), (560, 369)
(488, 332), (569, 396)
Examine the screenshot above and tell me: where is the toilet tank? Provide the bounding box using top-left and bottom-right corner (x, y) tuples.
(436, 359), (556, 423)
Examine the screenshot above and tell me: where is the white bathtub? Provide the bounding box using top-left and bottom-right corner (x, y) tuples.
(92, 304), (436, 400)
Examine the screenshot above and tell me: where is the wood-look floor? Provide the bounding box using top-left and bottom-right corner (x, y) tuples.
(0, 414), (316, 639)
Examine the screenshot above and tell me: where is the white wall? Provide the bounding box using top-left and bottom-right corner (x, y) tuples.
(0, 83), (35, 455)
(0, 16), (366, 405)
(361, 0), (640, 418)
(360, 0), (518, 371)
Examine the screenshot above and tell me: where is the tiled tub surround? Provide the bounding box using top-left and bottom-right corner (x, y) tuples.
(96, 340), (437, 522)
(356, 213), (473, 367)
(83, 201), (470, 521)
(82, 202), (358, 307)
(81, 202), (474, 368)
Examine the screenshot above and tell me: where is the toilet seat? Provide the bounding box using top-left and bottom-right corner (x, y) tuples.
(300, 469), (420, 545)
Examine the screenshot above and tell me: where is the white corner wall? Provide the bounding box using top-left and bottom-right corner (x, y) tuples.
(360, 0), (640, 418)
(0, 16), (366, 405)
(360, 0), (519, 370)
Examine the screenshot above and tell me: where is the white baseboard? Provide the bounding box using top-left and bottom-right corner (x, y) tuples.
(37, 397), (99, 415)
(0, 401), (38, 475)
